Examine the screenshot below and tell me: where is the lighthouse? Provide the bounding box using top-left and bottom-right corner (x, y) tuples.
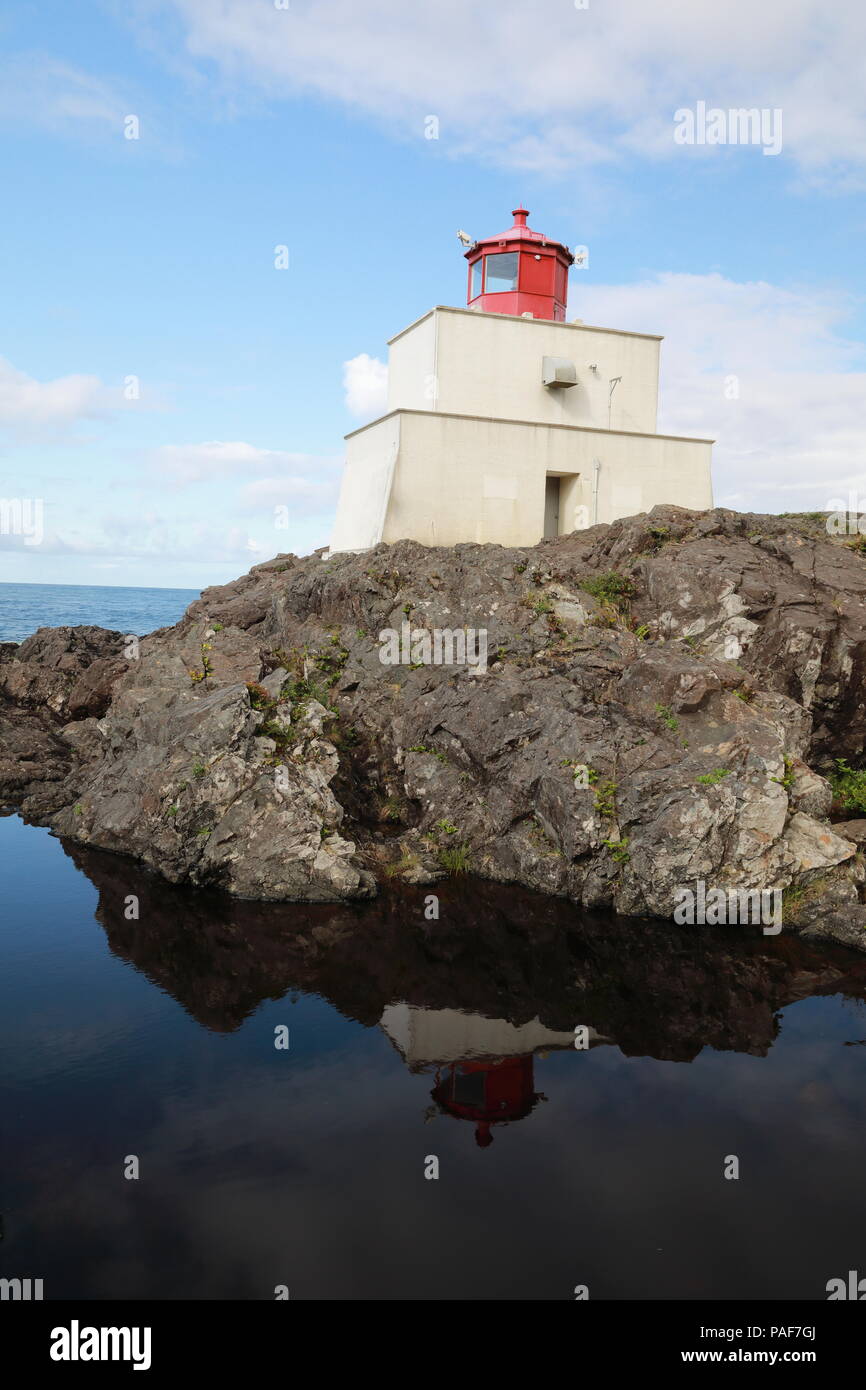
(329, 207), (713, 553)
(465, 204), (573, 321)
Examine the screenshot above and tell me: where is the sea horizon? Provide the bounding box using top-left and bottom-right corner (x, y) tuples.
(0, 580), (200, 644)
(0, 579), (203, 591)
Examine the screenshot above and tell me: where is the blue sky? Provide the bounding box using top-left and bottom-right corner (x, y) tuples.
(0, 0), (864, 588)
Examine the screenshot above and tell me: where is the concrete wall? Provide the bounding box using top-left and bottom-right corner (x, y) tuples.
(387, 306), (661, 435)
(332, 408), (713, 550)
(386, 310), (437, 414)
(329, 413), (400, 552)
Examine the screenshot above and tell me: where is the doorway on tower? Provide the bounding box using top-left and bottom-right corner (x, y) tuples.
(543, 472), (581, 539)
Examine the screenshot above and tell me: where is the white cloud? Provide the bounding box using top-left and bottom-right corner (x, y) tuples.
(10, 513), (276, 563)
(161, 0), (866, 181)
(0, 438), (344, 570)
(0, 357), (118, 431)
(90, 514), (271, 561)
(343, 353), (388, 419)
(148, 440), (342, 524)
(576, 272), (866, 512)
(0, 55), (129, 136)
(151, 441), (339, 487)
(238, 475), (340, 513)
(0, 51), (181, 157)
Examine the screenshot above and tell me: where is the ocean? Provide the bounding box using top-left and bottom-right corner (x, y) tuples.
(0, 581), (199, 644)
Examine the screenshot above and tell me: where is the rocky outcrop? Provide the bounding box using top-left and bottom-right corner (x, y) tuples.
(3, 506), (866, 942)
(45, 623), (374, 903)
(0, 625), (129, 718)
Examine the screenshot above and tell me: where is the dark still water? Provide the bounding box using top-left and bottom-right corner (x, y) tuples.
(0, 582), (198, 643)
(3, 813), (866, 1300)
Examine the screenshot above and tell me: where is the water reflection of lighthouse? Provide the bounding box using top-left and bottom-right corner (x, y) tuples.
(379, 1004), (610, 1148)
(432, 1055), (541, 1148)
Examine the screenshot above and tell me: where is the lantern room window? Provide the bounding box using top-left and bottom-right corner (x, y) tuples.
(452, 1068), (486, 1107)
(484, 251), (518, 293)
(470, 258), (483, 300)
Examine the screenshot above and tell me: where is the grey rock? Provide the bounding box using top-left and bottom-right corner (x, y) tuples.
(833, 819), (866, 845)
(3, 505), (866, 942)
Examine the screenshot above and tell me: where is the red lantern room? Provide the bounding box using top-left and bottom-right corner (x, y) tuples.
(431, 1055), (542, 1148)
(465, 206), (575, 322)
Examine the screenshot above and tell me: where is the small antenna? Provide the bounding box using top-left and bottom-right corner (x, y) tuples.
(608, 376), (622, 428)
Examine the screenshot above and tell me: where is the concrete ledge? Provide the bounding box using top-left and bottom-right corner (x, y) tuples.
(346, 406), (715, 447)
(388, 304), (664, 346)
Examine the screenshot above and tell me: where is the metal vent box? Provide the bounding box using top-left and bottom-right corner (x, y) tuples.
(542, 356), (577, 388)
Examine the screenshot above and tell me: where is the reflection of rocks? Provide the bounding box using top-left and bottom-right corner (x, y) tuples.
(4, 508), (866, 938)
(63, 836), (866, 1063)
